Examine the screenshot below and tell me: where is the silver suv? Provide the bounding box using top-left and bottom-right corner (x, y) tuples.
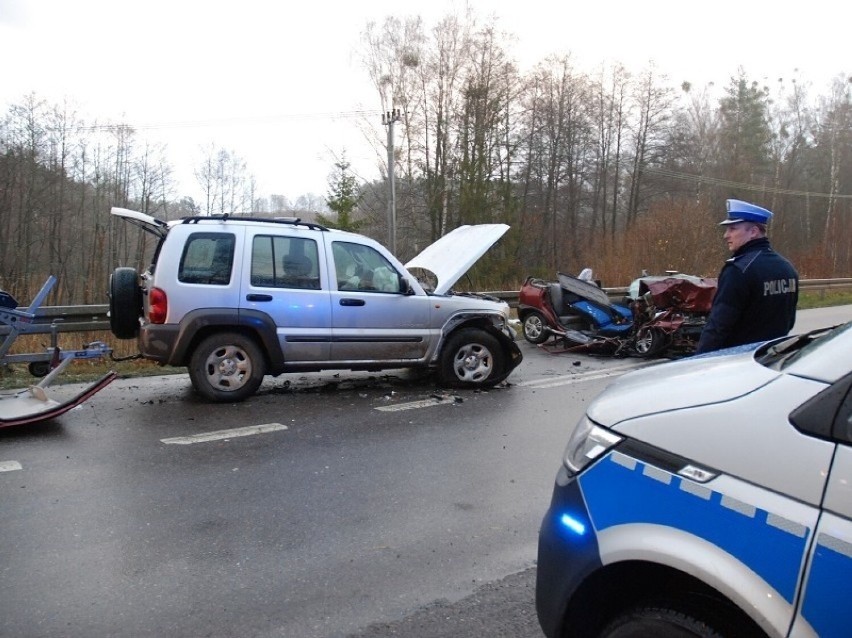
(108, 208), (522, 402)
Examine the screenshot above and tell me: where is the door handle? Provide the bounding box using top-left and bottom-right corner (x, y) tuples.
(246, 294), (273, 302)
(339, 298), (365, 306)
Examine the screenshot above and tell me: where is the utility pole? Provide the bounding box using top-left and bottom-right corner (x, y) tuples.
(382, 109), (401, 253)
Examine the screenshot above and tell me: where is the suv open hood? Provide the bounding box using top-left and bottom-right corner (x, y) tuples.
(405, 224), (509, 295)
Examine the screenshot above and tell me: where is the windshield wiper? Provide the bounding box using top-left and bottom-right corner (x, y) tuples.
(757, 326), (836, 364)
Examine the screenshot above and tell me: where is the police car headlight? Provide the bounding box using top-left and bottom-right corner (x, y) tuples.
(563, 416), (622, 476)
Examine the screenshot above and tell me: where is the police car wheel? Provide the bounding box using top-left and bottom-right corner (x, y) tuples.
(600, 606), (723, 638)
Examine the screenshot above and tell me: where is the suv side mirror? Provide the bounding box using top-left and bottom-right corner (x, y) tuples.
(398, 276), (414, 295)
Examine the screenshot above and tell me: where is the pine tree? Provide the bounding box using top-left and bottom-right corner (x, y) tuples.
(318, 155), (364, 232)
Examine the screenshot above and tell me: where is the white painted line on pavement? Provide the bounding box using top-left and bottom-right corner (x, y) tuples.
(516, 362), (657, 389)
(376, 397), (461, 412)
(0, 460), (23, 472)
(375, 362), (659, 411)
(161, 423), (288, 445)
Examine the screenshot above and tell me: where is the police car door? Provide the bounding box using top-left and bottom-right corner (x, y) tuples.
(789, 373), (852, 637)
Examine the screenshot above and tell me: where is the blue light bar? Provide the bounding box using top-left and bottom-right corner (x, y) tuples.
(560, 513), (587, 536)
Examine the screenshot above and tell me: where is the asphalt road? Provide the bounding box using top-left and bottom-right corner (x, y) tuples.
(2, 337), (639, 637)
(1, 305), (850, 638)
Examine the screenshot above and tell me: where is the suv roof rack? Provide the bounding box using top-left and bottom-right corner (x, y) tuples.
(180, 214), (329, 231)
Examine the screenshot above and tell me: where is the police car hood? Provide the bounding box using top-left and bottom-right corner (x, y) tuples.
(587, 345), (778, 427)
(405, 224), (509, 295)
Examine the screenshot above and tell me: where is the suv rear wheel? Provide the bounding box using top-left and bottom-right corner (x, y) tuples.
(438, 328), (505, 388)
(109, 267), (142, 339)
(189, 332), (266, 402)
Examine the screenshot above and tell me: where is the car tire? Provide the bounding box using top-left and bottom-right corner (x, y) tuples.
(27, 361), (51, 378)
(634, 327), (669, 357)
(600, 606), (723, 638)
(188, 332), (266, 402)
(438, 328), (505, 388)
(109, 267), (142, 339)
(522, 311), (550, 344)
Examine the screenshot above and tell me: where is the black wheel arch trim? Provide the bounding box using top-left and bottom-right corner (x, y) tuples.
(168, 308), (285, 371)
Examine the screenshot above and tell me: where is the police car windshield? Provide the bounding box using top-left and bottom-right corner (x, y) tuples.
(757, 322), (850, 369)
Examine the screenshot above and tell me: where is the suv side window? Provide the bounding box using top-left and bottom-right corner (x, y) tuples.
(333, 241), (400, 293)
(178, 232), (235, 285)
(251, 235), (320, 290)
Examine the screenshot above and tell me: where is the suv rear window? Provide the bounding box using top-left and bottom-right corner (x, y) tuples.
(178, 232), (235, 285)
(251, 235), (320, 290)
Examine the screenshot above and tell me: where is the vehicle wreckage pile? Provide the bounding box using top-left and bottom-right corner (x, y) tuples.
(518, 270), (717, 358)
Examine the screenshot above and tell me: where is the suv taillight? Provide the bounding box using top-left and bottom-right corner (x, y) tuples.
(148, 287), (168, 324)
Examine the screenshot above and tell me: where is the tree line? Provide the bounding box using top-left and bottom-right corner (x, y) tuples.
(1, 9), (850, 306)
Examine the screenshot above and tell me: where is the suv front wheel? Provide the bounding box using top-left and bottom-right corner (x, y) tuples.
(438, 328), (505, 388)
(189, 332), (266, 402)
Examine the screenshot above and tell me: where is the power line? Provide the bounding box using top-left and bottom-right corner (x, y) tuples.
(645, 166), (852, 199)
(75, 109), (381, 133)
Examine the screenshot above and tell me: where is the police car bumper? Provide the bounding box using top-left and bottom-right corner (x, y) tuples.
(536, 466), (603, 638)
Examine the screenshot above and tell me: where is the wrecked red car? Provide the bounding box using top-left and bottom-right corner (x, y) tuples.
(518, 271), (717, 358)
(629, 274), (717, 356)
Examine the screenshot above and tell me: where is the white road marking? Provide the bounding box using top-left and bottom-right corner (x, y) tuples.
(0, 461), (23, 472)
(515, 361), (657, 389)
(375, 361), (658, 411)
(161, 423), (288, 445)
(375, 397), (461, 412)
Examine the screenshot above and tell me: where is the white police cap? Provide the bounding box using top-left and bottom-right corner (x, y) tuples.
(720, 199), (773, 225)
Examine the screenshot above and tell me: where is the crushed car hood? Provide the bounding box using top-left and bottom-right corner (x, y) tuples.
(405, 224), (509, 295)
(587, 345), (779, 427)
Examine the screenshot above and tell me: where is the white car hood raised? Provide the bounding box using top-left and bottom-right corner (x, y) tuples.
(405, 223), (509, 295)
(587, 346), (780, 427)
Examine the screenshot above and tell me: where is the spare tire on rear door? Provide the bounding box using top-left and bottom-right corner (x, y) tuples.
(109, 267), (142, 339)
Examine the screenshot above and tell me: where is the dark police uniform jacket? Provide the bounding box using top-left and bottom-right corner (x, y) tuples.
(696, 237), (798, 354)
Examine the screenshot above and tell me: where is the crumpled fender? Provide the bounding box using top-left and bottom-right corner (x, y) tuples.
(477, 322), (523, 384)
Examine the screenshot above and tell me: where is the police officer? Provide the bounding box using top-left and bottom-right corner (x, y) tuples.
(696, 199), (799, 354)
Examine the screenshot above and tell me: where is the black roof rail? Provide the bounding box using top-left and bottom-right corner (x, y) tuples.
(179, 214), (329, 231)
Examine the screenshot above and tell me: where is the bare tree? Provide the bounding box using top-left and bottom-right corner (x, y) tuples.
(195, 144), (255, 216)
(626, 64), (675, 227)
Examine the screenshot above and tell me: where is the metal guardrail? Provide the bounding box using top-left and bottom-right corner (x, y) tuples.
(2, 279), (851, 337)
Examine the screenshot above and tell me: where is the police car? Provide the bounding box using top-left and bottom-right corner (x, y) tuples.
(536, 320), (852, 637)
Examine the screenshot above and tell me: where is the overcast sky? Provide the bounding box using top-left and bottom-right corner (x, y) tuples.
(1, 0), (848, 204)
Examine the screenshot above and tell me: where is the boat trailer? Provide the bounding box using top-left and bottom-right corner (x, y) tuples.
(0, 276), (117, 427)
